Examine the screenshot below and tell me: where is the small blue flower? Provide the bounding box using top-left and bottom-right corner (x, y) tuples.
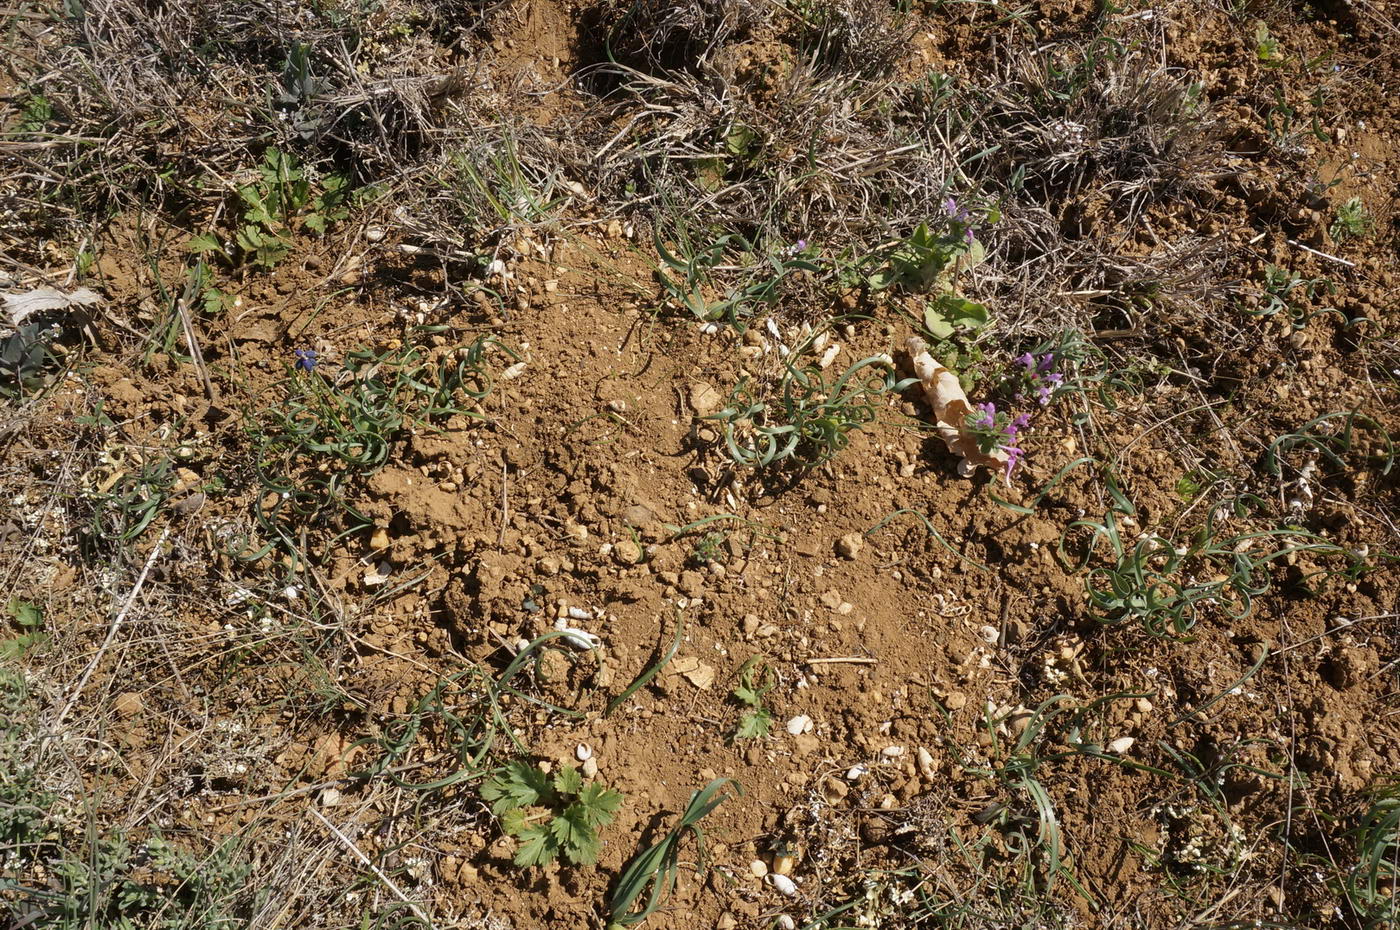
(294, 348), (318, 372)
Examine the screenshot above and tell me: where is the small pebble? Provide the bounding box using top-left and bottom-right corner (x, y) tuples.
(978, 625), (1000, 644)
(576, 744), (593, 762)
(750, 860), (769, 878)
(1109, 737), (1135, 755)
(768, 873), (797, 897)
(881, 745), (905, 758)
(581, 757), (599, 778)
(777, 916), (796, 930)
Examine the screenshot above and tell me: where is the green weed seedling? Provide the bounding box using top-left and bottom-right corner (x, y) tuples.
(710, 353), (909, 469)
(730, 657), (775, 740)
(0, 322), (64, 397)
(607, 778), (738, 928)
(189, 147), (351, 269)
(1247, 264), (1338, 331)
(1, 598), (46, 660)
(1254, 22), (1283, 64)
(481, 760), (623, 867)
(1266, 410), (1395, 479)
(1061, 498), (1358, 637)
(87, 457), (174, 546)
(1331, 196), (1374, 243)
(242, 332), (513, 562)
(654, 229), (817, 327)
(868, 213), (987, 295)
(7, 831), (255, 930)
(1340, 779), (1399, 927)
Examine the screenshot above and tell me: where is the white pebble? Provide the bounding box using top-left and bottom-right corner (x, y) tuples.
(749, 860), (768, 878)
(978, 625), (1000, 644)
(846, 764), (869, 781)
(786, 715), (813, 736)
(768, 873), (798, 897)
(575, 744), (593, 762)
(881, 745), (905, 758)
(777, 916), (796, 930)
(581, 757), (599, 778)
(1109, 737), (1135, 755)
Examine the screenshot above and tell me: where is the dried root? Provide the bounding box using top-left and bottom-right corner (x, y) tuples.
(907, 337), (1007, 478)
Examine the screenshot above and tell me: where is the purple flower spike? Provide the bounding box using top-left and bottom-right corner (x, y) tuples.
(944, 197), (958, 215)
(1004, 445), (1025, 483)
(1016, 352), (1036, 369)
(1038, 353), (1055, 372)
(294, 348), (318, 372)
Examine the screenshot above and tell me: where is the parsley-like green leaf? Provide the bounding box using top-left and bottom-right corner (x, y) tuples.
(481, 761), (553, 816)
(563, 828), (602, 866)
(499, 808), (529, 837)
(553, 765), (583, 798)
(576, 784), (624, 829)
(551, 806), (593, 851)
(513, 824), (560, 868)
(734, 708), (772, 740)
(732, 659), (774, 708)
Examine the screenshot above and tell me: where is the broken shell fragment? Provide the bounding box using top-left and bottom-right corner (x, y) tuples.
(786, 715), (814, 736)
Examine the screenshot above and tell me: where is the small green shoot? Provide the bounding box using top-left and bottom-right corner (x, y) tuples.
(654, 230), (817, 327)
(869, 217), (985, 293)
(1331, 196), (1374, 243)
(730, 657), (775, 741)
(1, 598), (46, 659)
(1254, 22), (1283, 64)
(1247, 264), (1341, 331)
(606, 778), (739, 928)
(1060, 501), (1359, 637)
(1340, 779), (1399, 927)
(189, 147), (353, 268)
(1266, 411), (1395, 479)
(710, 354), (909, 469)
(0, 323), (62, 397)
(481, 760), (623, 868)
